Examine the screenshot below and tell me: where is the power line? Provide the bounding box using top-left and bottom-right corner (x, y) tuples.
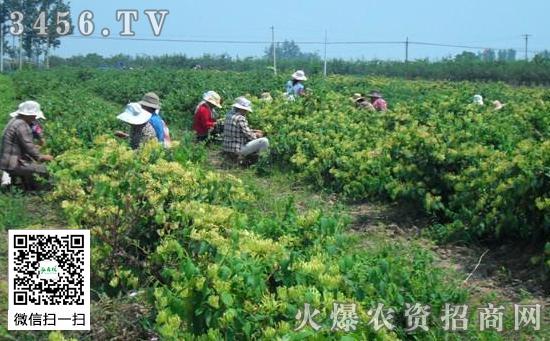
(61, 35), (271, 44)
(59, 35), (541, 52)
(0, 14), (4, 73)
(59, 35), (401, 46)
(410, 41), (525, 52)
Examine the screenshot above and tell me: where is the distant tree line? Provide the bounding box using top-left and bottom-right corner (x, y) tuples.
(23, 39), (550, 84)
(0, 0), (72, 66)
(455, 49), (517, 62)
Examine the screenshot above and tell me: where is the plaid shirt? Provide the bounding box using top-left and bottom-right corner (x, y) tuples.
(223, 113), (257, 153)
(0, 118), (41, 171)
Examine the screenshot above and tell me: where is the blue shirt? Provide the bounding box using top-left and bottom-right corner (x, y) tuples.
(148, 113), (165, 143)
(285, 80), (293, 94)
(225, 108), (236, 119)
(286, 80), (305, 96)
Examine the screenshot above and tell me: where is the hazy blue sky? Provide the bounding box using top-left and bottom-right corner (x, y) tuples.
(52, 0), (548, 60)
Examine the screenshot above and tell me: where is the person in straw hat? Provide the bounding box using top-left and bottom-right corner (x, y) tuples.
(115, 103), (157, 150)
(351, 93), (375, 111)
(138, 92), (167, 146)
(472, 94), (484, 106)
(2, 103), (48, 187)
(9, 102), (47, 146)
(285, 70), (307, 99)
(260, 92), (273, 103)
(223, 97), (269, 159)
(367, 90), (388, 112)
(0, 101), (53, 190)
(193, 90), (223, 142)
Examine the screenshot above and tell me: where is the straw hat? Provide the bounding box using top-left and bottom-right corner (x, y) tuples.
(232, 97), (253, 112)
(291, 70), (307, 81)
(10, 101), (46, 120)
(203, 91), (222, 108)
(351, 93), (365, 102)
(117, 103), (152, 125)
(139, 92), (161, 110)
(260, 92), (273, 102)
(492, 100), (505, 110)
(367, 91), (383, 99)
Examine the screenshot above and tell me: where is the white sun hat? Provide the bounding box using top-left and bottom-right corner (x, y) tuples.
(10, 101), (46, 120)
(291, 70), (307, 81)
(203, 91), (222, 108)
(117, 103), (152, 125)
(473, 94), (484, 105)
(232, 96), (253, 112)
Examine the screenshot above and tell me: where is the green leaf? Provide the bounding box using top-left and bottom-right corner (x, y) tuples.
(221, 292), (234, 307)
(340, 336), (357, 341)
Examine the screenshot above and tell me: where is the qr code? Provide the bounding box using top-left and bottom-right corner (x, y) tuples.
(12, 234), (85, 305)
(9, 230), (90, 331)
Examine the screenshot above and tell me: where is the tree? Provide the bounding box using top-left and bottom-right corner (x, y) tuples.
(497, 49), (507, 61)
(498, 49), (517, 62)
(43, 0), (73, 66)
(506, 49), (516, 61)
(454, 51), (479, 62)
(3, 0), (72, 66)
(481, 49), (496, 62)
(0, 1), (9, 58)
(264, 40), (320, 61)
(533, 50), (550, 64)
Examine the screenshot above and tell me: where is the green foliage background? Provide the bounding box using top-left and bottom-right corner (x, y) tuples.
(0, 69), (547, 340)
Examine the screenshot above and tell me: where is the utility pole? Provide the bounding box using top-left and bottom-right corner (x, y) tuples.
(522, 34), (531, 61)
(19, 35), (22, 70)
(270, 26), (277, 75)
(323, 30), (327, 77)
(405, 37), (409, 63)
(45, 40), (50, 69)
(0, 0), (5, 73)
(1, 10), (4, 73)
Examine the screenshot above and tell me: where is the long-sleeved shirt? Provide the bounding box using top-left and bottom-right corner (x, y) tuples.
(223, 113), (257, 153)
(129, 122), (157, 150)
(285, 80), (305, 97)
(372, 98), (388, 112)
(0, 118), (41, 171)
(148, 113), (165, 143)
(225, 108), (236, 120)
(192, 101), (216, 136)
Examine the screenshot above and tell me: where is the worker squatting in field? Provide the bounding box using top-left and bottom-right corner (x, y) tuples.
(0, 101), (53, 190)
(115, 92), (171, 149)
(1, 71), (511, 191)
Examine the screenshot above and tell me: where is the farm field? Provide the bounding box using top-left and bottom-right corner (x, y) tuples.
(0, 68), (548, 340)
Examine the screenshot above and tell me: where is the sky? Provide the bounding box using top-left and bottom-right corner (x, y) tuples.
(46, 0), (550, 61)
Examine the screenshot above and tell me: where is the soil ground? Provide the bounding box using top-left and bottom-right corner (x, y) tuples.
(0, 149), (547, 339)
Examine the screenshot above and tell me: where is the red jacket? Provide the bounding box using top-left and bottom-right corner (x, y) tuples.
(192, 102), (216, 136)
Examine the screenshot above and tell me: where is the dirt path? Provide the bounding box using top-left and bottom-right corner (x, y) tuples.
(207, 148), (548, 308)
(206, 149), (549, 336)
(348, 201), (549, 307)
(0, 194), (67, 330)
